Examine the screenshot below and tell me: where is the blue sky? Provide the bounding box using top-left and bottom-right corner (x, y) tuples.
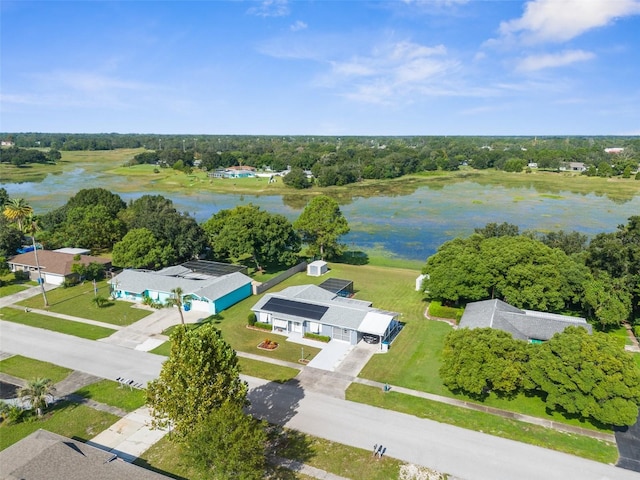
(1, 0), (639, 135)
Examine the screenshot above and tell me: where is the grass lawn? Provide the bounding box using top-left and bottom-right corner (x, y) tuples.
(0, 355), (72, 383)
(346, 384), (618, 464)
(238, 357), (300, 383)
(19, 280), (151, 326)
(74, 379), (147, 412)
(0, 307), (116, 340)
(359, 319), (616, 433)
(0, 283), (30, 297)
(135, 428), (407, 480)
(0, 401), (119, 450)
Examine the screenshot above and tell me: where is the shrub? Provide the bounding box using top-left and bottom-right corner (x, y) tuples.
(253, 322), (272, 331)
(61, 278), (79, 288)
(14, 270), (30, 282)
(304, 332), (331, 343)
(429, 300), (464, 321)
(247, 312), (257, 326)
(634, 325), (640, 342)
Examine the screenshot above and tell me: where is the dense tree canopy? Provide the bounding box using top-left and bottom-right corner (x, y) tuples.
(526, 327), (640, 426)
(111, 228), (175, 269)
(423, 234), (590, 310)
(203, 204), (300, 270)
(294, 195), (350, 260)
(147, 324), (247, 438)
(440, 328), (528, 397)
(122, 195), (206, 263)
(184, 402), (267, 480)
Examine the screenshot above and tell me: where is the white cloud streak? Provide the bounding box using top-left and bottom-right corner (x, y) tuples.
(516, 49), (595, 71)
(290, 20), (307, 32)
(247, 0), (289, 18)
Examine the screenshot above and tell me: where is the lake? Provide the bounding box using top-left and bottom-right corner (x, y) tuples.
(4, 168), (640, 262)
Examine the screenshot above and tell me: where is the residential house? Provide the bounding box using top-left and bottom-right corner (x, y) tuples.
(458, 299), (591, 342)
(207, 165), (256, 179)
(109, 261), (252, 315)
(559, 162), (587, 172)
(7, 250), (111, 285)
(251, 284), (401, 347)
(0, 429), (171, 480)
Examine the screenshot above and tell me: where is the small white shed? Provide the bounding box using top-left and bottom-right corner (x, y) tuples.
(307, 260), (328, 277)
(416, 274), (428, 291)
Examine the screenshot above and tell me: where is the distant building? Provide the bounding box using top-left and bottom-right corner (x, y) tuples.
(559, 162), (587, 172)
(604, 147), (625, 154)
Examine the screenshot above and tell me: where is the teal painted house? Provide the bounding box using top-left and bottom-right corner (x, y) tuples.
(109, 264), (252, 315)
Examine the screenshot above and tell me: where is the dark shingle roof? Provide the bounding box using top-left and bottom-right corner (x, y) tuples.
(0, 430), (170, 480)
(459, 299), (591, 341)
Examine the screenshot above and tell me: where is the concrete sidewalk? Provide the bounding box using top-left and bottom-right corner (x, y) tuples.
(0, 283), (57, 308)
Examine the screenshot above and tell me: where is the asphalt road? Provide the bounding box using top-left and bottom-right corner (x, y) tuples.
(2, 321), (639, 480)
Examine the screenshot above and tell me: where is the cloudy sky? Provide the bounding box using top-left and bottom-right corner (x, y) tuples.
(1, 0), (639, 135)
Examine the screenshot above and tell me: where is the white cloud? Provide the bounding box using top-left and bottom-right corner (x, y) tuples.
(516, 49), (595, 71)
(247, 0), (289, 18)
(290, 20), (307, 32)
(498, 0), (640, 44)
(44, 71), (151, 93)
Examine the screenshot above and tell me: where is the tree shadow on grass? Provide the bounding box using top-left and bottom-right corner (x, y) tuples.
(131, 458), (189, 480)
(334, 250), (369, 265)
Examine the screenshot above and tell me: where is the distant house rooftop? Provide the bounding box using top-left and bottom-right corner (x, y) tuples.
(459, 299), (591, 341)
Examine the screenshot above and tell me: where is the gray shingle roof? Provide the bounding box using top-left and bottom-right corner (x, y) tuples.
(252, 284), (396, 331)
(459, 299), (591, 341)
(0, 429), (170, 480)
(109, 269), (251, 301)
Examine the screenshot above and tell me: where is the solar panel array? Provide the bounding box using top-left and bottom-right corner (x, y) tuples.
(181, 260), (247, 277)
(319, 278), (354, 295)
(263, 297), (328, 320)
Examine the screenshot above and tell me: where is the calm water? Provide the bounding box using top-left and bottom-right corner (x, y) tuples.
(4, 169), (640, 261)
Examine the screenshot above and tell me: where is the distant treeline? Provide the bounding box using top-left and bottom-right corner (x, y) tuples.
(2, 133), (639, 186)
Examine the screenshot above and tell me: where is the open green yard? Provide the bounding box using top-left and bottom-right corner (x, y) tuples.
(346, 384), (618, 464)
(238, 357), (300, 383)
(74, 379), (147, 412)
(0, 401), (119, 451)
(0, 283), (30, 297)
(19, 280), (151, 326)
(0, 307), (116, 340)
(0, 355), (72, 384)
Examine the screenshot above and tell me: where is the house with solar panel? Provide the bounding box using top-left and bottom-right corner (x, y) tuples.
(109, 261), (252, 315)
(251, 282), (401, 347)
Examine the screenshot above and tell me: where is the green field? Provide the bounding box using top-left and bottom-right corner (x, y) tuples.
(74, 379), (147, 412)
(0, 355), (72, 383)
(0, 307), (116, 340)
(19, 280), (151, 326)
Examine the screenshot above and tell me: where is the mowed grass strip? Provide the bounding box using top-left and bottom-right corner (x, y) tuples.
(0, 355), (72, 383)
(74, 379), (147, 412)
(19, 281), (151, 326)
(238, 357), (300, 383)
(346, 384), (618, 464)
(0, 307), (116, 340)
(0, 401), (119, 451)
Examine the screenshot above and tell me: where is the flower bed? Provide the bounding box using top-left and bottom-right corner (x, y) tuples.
(257, 338), (279, 351)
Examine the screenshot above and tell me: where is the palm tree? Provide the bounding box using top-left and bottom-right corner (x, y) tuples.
(168, 287), (186, 325)
(24, 214), (48, 307)
(2, 198), (33, 232)
(18, 377), (56, 417)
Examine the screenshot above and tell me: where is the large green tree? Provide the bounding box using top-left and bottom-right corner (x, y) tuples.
(203, 204), (300, 270)
(0, 215), (23, 257)
(440, 328), (528, 398)
(294, 195), (350, 260)
(66, 188), (126, 218)
(184, 402), (267, 480)
(147, 324), (247, 438)
(423, 234), (590, 310)
(526, 326), (640, 426)
(56, 205), (127, 252)
(112, 228), (175, 269)
(122, 195), (206, 262)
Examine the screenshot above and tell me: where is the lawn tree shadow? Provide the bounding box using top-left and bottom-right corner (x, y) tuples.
(265, 427), (315, 479)
(131, 458), (188, 480)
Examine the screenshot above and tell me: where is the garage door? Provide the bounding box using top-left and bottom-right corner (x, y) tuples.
(190, 299), (210, 312)
(332, 327), (350, 342)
